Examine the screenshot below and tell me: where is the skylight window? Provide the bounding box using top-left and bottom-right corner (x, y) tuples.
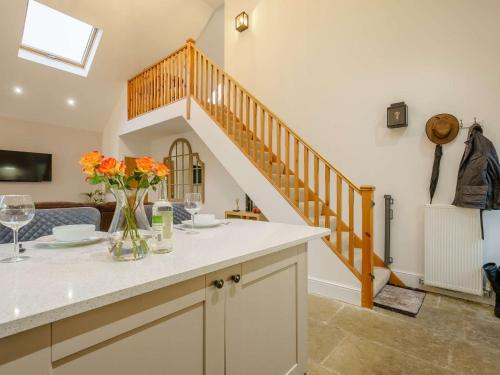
(18, 0), (102, 77)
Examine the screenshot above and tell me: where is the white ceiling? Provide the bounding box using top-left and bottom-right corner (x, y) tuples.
(0, 0), (224, 131)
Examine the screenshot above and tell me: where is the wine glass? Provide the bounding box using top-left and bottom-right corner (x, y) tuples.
(0, 195), (35, 263)
(184, 192), (202, 234)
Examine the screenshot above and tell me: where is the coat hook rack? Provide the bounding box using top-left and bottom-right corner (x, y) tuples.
(460, 117), (482, 130)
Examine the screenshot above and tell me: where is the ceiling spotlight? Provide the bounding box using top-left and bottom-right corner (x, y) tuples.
(67, 98), (76, 106)
(13, 86), (23, 94)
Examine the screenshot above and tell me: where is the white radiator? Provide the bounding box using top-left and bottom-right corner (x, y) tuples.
(424, 204), (484, 296)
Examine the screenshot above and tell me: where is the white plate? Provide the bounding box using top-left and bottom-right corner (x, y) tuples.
(181, 219), (222, 228)
(35, 235), (105, 248)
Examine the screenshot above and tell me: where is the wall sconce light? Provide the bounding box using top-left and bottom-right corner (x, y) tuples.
(235, 12), (249, 32)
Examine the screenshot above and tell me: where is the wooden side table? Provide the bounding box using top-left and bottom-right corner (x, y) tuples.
(225, 211), (267, 221)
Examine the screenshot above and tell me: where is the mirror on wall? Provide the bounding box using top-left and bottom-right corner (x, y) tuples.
(164, 138), (205, 203)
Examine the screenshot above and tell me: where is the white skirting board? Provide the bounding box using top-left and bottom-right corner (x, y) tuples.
(308, 277), (361, 306)
(424, 204), (484, 296)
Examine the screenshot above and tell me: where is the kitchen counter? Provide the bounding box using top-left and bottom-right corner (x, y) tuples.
(0, 220), (328, 339)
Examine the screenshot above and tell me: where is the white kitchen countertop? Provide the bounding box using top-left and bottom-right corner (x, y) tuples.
(0, 220), (329, 339)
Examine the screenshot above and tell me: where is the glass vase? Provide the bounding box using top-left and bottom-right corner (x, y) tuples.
(108, 187), (151, 261)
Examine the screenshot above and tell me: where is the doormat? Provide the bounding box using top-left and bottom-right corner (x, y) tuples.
(374, 285), (426, 317)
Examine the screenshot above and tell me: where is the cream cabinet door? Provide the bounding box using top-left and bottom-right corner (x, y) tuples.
(225, 245), (308, 375)
(205, 264), (242, 375)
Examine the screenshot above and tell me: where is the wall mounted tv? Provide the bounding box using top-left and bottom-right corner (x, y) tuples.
(0, 150), (52, 182)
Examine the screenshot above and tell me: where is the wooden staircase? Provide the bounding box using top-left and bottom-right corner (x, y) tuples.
(127, 39), (403, 308)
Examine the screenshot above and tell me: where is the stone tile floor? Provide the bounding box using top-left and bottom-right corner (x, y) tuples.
(308, 293), (500, 375)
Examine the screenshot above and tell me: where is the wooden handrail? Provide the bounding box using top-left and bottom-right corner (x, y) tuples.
(127, 39), (379, 308)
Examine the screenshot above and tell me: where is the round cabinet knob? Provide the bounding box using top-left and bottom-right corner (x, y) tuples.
(213, 279), (224, 289)
(231, 274), (241, 283)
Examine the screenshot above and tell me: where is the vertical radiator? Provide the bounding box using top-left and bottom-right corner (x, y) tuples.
(424, 204), (484, 296)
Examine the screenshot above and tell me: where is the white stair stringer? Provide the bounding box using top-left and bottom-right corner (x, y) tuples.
(121, 98), (379, 306)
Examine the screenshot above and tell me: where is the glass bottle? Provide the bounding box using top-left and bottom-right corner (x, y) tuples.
(151, 179), (173, 253)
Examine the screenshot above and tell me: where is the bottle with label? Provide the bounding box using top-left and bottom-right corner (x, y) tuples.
(151, 179), (173, 253)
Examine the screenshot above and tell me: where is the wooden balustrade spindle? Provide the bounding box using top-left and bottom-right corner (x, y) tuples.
(253, 101), (258, 161)
(336, 175), (343, 254)
(127, 81), (130, 119)
(136, 76), (140, 115)
(227, 80), (231, 135)
(314, 156), (320, 225)
(159, 62), (163, 107)
(141, 71), (145, 113)
(246, 95), (250, 155)
(199, 55), (203, 105)
(157, 64), (161, 108)
(277, 123), (282, 189)
(152, 67), (155, 109)
(130, 80), (134, 119)
(172, 56), (176, 103)
(143, 71), (146, 112)
(205, 58), (209, 109)
(215, 68), (219, 121)
(268, 114), (273, 177)
(143, 72), (146, 113)
(324, 166), (330, 235)
(221, 73), (225, 129)
(178, 53), (181, 100)
(349, 187), (355, 266)
(152, 67), (155, 110)
(285, 130), (290, 197)
(150, 68), (153, 110)
(156, 64), (159, 108)
(180, 53), (183, 99)
(173, 55), (176, 101)
(303, 148), (309, 218)
(260, 108), (265, 170)
(294, 138), (300, 206)
(233, 83), (237, 141)
(145, 70), (148, 111)
(210, 63), (214, 115)
(239, 89), (244, 147)
(166, 58), (170, 104)
(175, 55), (178, 100)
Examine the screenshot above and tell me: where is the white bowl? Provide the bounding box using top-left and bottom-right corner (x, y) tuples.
(194, 214), (215, 225)
(52, 224), (96, 242)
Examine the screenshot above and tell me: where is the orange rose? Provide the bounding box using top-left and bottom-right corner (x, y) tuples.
(135, 157), (155, 173)
(98, 157), (121, 176)
(79, 151), (103, 167)
(82, 165), (96, 177)
(119, 161), (127, 176)
(154, 162), (169, 178)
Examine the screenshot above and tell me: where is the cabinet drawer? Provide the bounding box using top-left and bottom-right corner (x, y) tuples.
(52, 276), (205, 362)
(0, 325), (51, 375)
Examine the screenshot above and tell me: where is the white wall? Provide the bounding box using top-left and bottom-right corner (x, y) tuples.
(197, 5), (225, 67)
(150, 129), (246, 218)
(225, 0), (500, 279)
(0, 116), (101, 202)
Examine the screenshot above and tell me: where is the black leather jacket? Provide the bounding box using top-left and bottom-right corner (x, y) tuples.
(452, 125), (500, 210)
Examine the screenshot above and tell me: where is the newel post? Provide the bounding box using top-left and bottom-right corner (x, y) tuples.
(186, 38), (196, 119)
(360, 185), (375, 308)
